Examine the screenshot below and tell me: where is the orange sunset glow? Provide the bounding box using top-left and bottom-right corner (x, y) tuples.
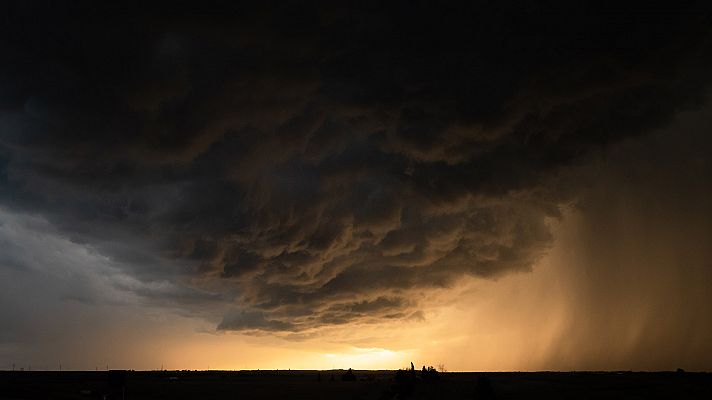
(1, 6), (712, 399)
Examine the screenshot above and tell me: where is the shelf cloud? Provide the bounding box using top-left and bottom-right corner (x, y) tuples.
(1, 2), (711, 370)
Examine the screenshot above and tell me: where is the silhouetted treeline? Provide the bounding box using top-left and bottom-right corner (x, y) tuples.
(383, 362), (445, 398)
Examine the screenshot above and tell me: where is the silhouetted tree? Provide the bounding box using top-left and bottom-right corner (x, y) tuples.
(421, 366), (440, 382)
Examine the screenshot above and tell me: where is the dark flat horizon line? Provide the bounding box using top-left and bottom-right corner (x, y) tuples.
(1, 369), (708, 373)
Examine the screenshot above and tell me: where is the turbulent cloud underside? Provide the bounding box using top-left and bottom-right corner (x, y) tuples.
(1, 2), (711, 333)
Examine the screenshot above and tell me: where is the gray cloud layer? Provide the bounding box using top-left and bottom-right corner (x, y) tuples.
(1, 2), (711, 333)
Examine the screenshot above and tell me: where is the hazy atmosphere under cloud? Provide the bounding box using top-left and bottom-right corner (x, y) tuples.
(1, 1), (712, 371)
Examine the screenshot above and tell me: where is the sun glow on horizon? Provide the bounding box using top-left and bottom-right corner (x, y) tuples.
(320, 347), (411, 370)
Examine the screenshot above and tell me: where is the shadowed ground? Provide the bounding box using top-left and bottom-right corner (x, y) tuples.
(1, 370), (711, 399)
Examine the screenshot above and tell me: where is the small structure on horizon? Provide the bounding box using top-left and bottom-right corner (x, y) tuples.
(341, 368), (357, 381)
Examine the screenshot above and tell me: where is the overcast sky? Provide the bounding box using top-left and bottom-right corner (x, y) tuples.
(1, 1), (711, 371)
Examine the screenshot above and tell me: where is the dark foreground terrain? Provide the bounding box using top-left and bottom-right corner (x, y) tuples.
(1, 370), (711, 399)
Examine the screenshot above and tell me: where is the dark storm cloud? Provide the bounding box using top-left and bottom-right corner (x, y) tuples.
(1, 1), (711, 332)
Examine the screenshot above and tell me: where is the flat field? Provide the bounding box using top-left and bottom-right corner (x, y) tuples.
(1, 370), (710, 399)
